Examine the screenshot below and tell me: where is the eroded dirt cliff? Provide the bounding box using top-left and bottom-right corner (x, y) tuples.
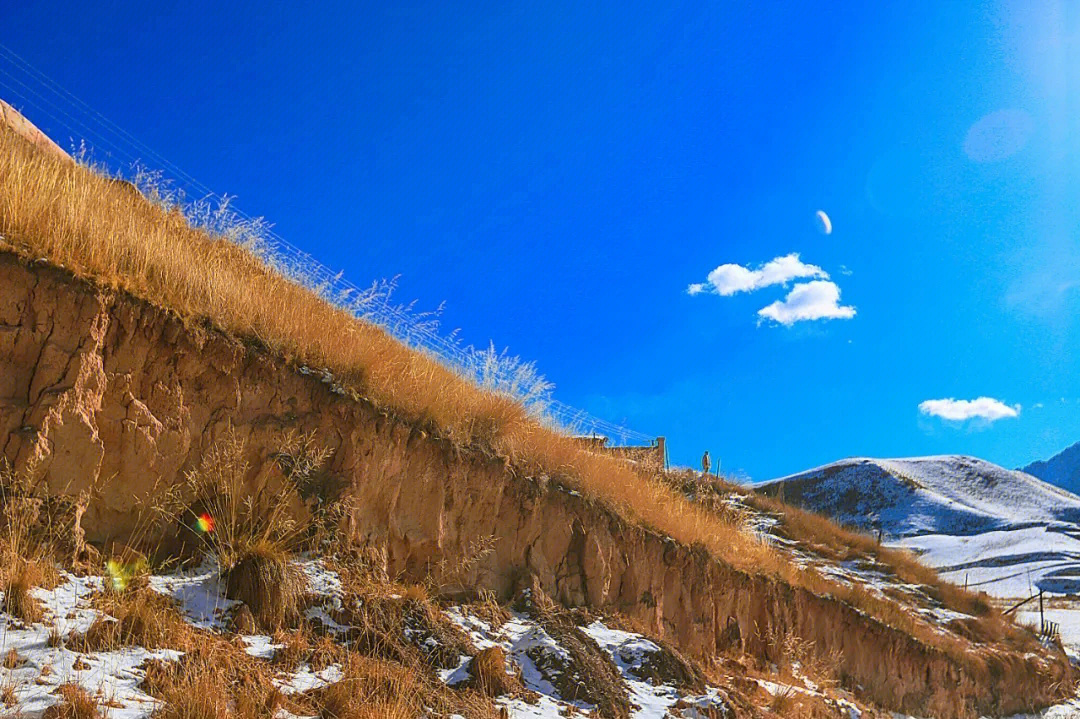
(0, 251), (1071, 717)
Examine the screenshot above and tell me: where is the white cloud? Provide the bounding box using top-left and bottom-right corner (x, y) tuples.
(756, 281), (856, 325)
(688, 253), (827, 296)
(918, 397), (1020, 423)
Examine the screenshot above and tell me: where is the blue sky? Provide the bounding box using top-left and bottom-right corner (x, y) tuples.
(6, 1), (1080, 479)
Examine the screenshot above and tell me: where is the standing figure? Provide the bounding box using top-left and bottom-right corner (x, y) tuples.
(701, 450), (711, 475)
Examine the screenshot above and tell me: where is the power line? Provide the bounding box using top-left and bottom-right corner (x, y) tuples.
(0, 46), (655, 445)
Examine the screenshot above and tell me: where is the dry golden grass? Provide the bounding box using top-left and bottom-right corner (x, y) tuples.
(0, 124), (1036, 662)
(465, 647), (520, 699)
(224, 541), (306, 631)
(41, 683), (100, 719)
(71, 587), (191, 653)
(311, 655), (433, 719)
(2, 561), (43, 624)
(141, 640), (284, 719)
(0, 679), (16, 707)
(0, 125), (776, 578)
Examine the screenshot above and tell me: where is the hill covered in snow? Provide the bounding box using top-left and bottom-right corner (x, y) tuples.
(1022, 441), (1080, 496)
(755, 455), (1080, 537)
(755, 456), (1080, 599)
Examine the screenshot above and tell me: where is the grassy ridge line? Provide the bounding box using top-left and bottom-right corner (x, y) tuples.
(0, 126), (1006, 655)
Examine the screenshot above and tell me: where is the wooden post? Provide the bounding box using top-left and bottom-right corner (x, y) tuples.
(1040, 589), (1045, 633)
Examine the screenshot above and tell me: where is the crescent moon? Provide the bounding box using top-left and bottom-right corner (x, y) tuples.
(815, 210), (832, 235)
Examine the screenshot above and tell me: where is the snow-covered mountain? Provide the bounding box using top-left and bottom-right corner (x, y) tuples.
(756, 455), (1080, 537)
(755, 455), (1080, 598)
(1022, 441), (1080, 496)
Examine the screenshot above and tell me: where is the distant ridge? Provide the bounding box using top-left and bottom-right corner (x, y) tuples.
(755, 454), (1080, 538)
(755, 454), (1080, 597)
(1021, 441), (1080, 496)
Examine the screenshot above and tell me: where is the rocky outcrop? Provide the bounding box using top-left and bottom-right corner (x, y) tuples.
(0, 252), (1071, 718)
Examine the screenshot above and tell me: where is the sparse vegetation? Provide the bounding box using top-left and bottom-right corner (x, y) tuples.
(72, 587), (192, 652)
(141, 641), (283, 719)
(659, 469), (1037, 655)
(41, 683), (100, 719)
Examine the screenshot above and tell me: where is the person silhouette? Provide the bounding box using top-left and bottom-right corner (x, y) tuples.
(701, 450), (711, 475)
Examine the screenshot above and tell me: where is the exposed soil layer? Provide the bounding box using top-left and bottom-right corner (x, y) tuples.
(0, 252), (1071, 718)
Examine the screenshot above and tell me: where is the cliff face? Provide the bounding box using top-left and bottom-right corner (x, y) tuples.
(0, 251), (1070, 718)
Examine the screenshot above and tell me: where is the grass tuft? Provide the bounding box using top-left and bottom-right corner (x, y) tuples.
(2, 562), (43, 624)
(465, 646), (520, 698)
(224, 540), (306, 631)
(41, 683), (100, 719)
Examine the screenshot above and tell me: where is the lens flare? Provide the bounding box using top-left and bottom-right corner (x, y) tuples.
(195, 512), (215, 534)
(106, 557), (146, 591)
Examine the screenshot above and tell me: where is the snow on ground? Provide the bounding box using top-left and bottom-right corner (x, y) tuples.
(756, 456), (1080, 600)
(445, 606), (733, 718)
(0, 572), (182, 718)
(580, 621), (727, 718)
(0, 559), (353, 718)
(894, 525), (1080, 598)
(147, 560), (237, 631)
(722, 492), (987, 638)
(3, 557), (1078, 717)
(443, 606), (593, 712)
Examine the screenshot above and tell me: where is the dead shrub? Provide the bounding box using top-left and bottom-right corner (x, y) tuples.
(333, 578), (471, 671)
(0, 458), (94, 575)
(464, 646), (520, 698)
(224, 540), (306, 631)
(768, 684), (797, 714)
(3, 649), (20, 669)
(468, 590), (511, 630)
(41, 683), (100, 719)
(72, 587), (190, 652)
(3, 561), (43, 624)
(0, 679), (16, 706)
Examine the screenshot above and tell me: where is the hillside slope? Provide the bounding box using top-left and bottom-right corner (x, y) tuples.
(755, 455), (1080, 537)
(1023, 441), (1080, 496)
(0, 106), (1075, 717)
(756, 456), (1080, 599)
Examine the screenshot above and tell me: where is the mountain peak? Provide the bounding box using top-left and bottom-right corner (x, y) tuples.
(1022, 441), (1080, 495)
